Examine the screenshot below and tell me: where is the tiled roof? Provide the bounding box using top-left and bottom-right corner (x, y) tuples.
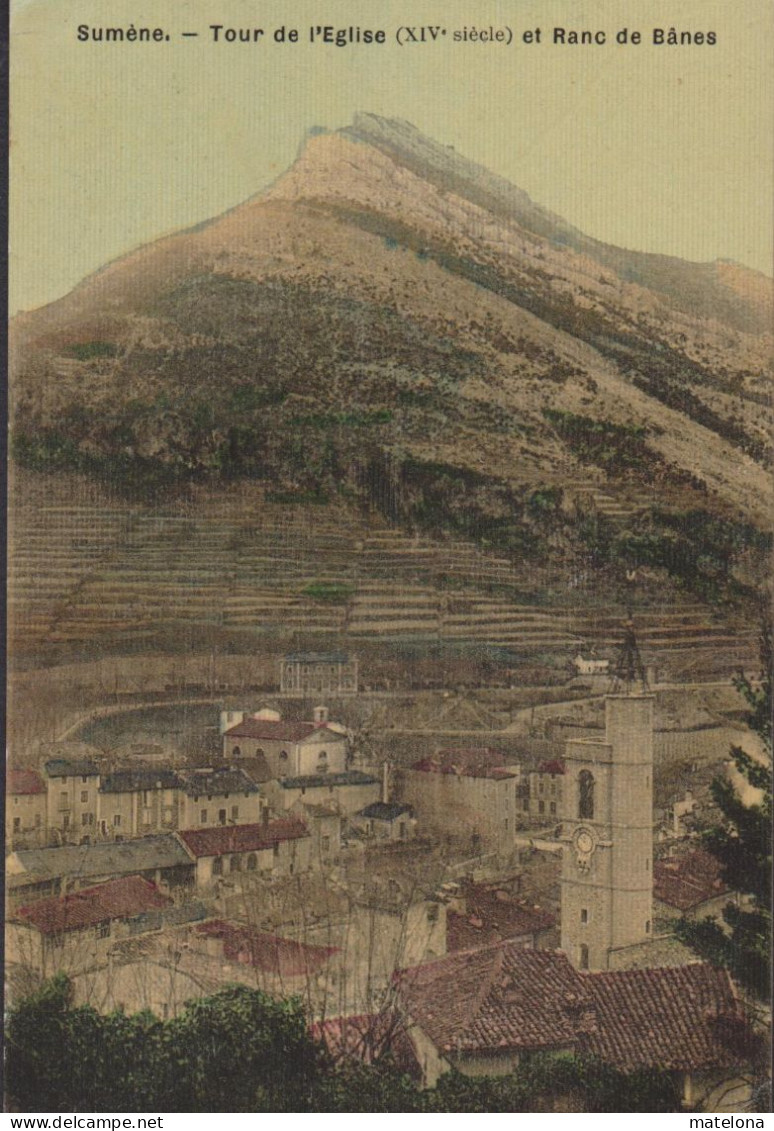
(395, 941), (754, 1074)
(393, 942), (592, 1055)
(10, 835), (193, 881)
(235, 754), (273, 783)
(583, 964), (751, 1072)
(43, 758), (99, 779)
(8, 768), (46, 796)
(16, 876), (170, 935)
(358, 802), (411, 821)
(654, 849), (729, 912)
(536, 760), (566, 776)
(195, 919), (337, 975)
(179, 767), (260, 797)
(311, 1012), (421, 1078)
(447, 884), (555, 953)
(280, 770), (378, 790)
(177, 818), (309, 858)
(225, 719), (343, 742)
(411, 755), (516, 780)
(100, 769), (182, 793)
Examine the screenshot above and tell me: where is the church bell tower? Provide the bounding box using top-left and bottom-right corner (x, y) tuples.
(560, 608), (654, 970)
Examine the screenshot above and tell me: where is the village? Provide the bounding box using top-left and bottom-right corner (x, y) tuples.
(5, 642), (765, 1112)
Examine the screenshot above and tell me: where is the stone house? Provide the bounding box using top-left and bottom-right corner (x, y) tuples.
(223, 714), (348, 779)
(98, 769), (182, 840)
(176, 818), (312, 886)
(399, 749), (520, 853)
(7, 875), (172, 980)
(280, 651), (358, 695)
(264, 769), (380, 821)
(7, 769), (47, 848)
(350, 801), (416, 842)
(653, 848), (735, 922)
(43, 758), (101, 844)
(527, 759), (565, 822)
(392, 939), (757, 1107)
(177, 767), (262, 829)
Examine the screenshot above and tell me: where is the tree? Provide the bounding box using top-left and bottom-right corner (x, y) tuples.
(675, 624), (772, 1004)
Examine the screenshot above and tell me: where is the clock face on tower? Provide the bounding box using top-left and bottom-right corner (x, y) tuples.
(572, 826), (596, 871)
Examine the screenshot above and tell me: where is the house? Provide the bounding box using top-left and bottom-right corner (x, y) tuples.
(6, 768), (47, 848)
(98, 769), (182, 839)
(42, 758), (101, 844)
(280, 651), (358, 695)
(177, 767), (262, 829)
(7, 875), (172, 980)
(5, 834), (195, 909)
(351, 801), (416, 842)
(176, 818), (312, 886)
(654, 849), (733, 921)
(527, 759), (565, 822)
(290, 802), (342, 867)
(399, 749), (520, 853)
(264, 769), (380, 820)
(223, 713), (348, 778)
(445, 880), (556, 953)
(392, 939), (757, 1107)
(573, 655), (610, 677)
(190, 919), (340, 1003)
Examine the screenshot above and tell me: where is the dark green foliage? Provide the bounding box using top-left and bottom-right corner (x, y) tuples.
(66, 341), (120, 360)
(6, 982), (682, 1113)
(302, 582), (355, 603)
(674, 627), (772, 1002)
(542, 409), (656, 478)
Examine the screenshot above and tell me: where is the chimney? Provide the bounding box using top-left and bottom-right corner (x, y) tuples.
(313, 705), (329, 726)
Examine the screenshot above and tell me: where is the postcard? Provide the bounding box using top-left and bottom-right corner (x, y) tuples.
(6, 0), (772, 1115)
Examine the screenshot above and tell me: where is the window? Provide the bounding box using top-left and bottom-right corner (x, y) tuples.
(645, 857), (650, 872)
(96, 922), (111, 939)
(538, 800), (545, 814)
(62, 814), (70, 830)
(579, 944), (589, 970)
(246, 853), (257, 871)
(81, 813), (91, 827)
(212, 856), (223, 876)
(578, 771), (595, 819)
(280, 750), (288, 761)
(113, 814), (121, 827)
(273, 842), (280, 858)
(231, 806), (239, 821)
(321, 836), (331, 853)
(230, 855), (241, 872)
(81, 776), (89, 784)
(218, 809), (227, 825)
(13, 797), (18, 806)
(59, 791), (69, 811)
(233, 746), (241, 758)
(504, 818), (509, 831)
(645, 920), (651, 934)
(200, 809), (208, 824)
(13, 817), (21, 832)
(549, 802), (556, 816)
(255, 748), (264, 759)
(580, 908), (588, 924)
(80, 791), (88, 803)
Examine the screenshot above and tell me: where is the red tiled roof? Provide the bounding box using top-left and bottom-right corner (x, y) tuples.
(224, 719), (342, 742)
(394, 940), (755, 1073)
(195, 919), (337, 976)
(447, 885), (555, 953)
(9, 768), (46, 796)
(411, 751), (516, 780)
(311, 1012), (421, 1078)
(16, 876), (170, 935)
(177, 818), (309, 858)
(393, 942), (592, 1054)
(536, 760), (565, 776)
(583, 964), (751, 1072)
(654, 849), (729, 911)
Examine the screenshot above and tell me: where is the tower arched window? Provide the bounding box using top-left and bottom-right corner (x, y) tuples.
(232, 746), (241, 759)
(212, 856), (223, 876)
(578, 771), (595, 819)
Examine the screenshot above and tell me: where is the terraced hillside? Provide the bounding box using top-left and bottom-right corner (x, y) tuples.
(9, 470), (757, 677)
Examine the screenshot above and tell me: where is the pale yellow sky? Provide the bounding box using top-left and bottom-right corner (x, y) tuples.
(10, 0), (774, 313)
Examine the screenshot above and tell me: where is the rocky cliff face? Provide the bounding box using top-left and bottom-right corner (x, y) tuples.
(10, 114), (772, 530)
